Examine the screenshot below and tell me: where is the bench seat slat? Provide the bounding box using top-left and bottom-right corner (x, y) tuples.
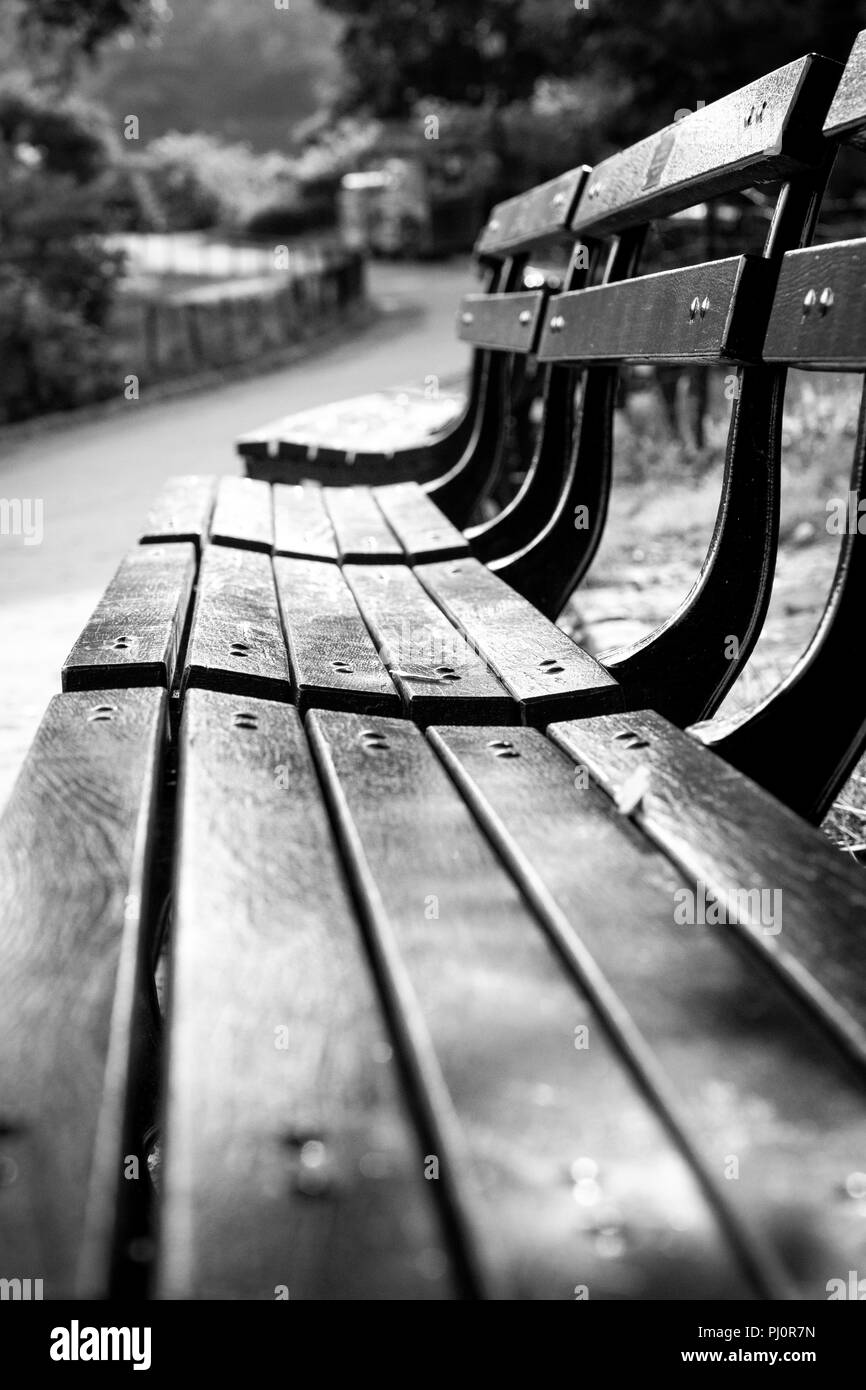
(307, 710), (749, 1299)
(457, 291), (546, 354)
(430, 723), (866, 1297)
(323, 486), (404, 564)
(537, 256), (774, 364)
(763, 239), (866, 368)
(571, 55), (840, 237)
(0, 688), (166, 1297)
(182, 545), (290, 702)
(372, 483), (469, 564)
(210, 477), (274, 553)
(343, 563), (517, 725)
(548, 709), (866, 1067)
(272, 481), (338, 562)
(273, 557), (401, 716)
(475, 168), (588, 257)
(158, 691), (451, 1299)
(139, 475), (216, 550)
(415, 558), (622, 723)
(62, 544), (196, 692)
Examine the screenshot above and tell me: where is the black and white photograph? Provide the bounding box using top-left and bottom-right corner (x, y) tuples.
(2, 0), (866, 1355)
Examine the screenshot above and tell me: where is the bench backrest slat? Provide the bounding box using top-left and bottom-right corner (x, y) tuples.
(456, 290), (548, 353)
(763, 239), (866, 368)
(823, 28), (866, 147)
(536, 255), (776, 364)
(572, 55), (841, 237)
(474, 167), (589, 257)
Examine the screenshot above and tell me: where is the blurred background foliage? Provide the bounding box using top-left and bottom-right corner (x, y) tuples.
(2, 0), (866, 420)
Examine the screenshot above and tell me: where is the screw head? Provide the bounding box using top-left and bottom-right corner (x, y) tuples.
(488, 218), (500, 232)
(700, 295), (710, 317)
(519, 309), (532, 325)
(549, 314), (565, 332)
(819, 287), (835, 314)
(689, 296), (701, 320)
(460, 311), (474, 325)
(803, 288), (817, 314)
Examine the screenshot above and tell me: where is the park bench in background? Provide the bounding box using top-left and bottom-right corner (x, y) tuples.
(5, 39), (866, 1301)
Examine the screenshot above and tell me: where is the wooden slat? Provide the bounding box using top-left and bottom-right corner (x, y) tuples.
(273, 557), (401, 716)
(475, 168), (588, 256)
(138, 474), (216, 550)
(572, 56), (841, 236)
(343, 563), (517, 725)
(158, 691), (451, 1299)
(0, 688), (166, 1297)
(457, 291), (545, 353)
(323, 486), (404, 564)
(273, 481), (338, 562)
(182, 544), (290, 702)
(62, 544), (196, 692)
(306, 710), (749, 1299)
(548, 709), (866, 1066)
(428, 724), (866, 1297)
(823, 29), (866, 149)
(210, 476), (274, 553)
(372, 483), (469, 564)
(537, 256), (774, 364)
(414, 558), (622, 723)
(763, 239), (866, 369)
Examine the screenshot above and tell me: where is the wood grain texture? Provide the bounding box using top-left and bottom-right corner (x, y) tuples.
(343, 563), (517, 725)
(158, 691), (450, 1299)
(429, 724), (866, 1298)
(0, 688), (166, 1297)
(210, 476), (274, 553)
(548, 709), (866, 1069)
(823, 29), (866, 149)
(273, 557), (401, 716)
(537, 257), (775, 365)
(414, 557), (622, 723)
(307, 710), (746, 1299)
(572, 56), (841, 236)
(372, 482), (469, 564)
(182, 544), (290, 702)
(62, 544), (196, 692)
(323, 485), (404, 564)
(457, 291), (546, 353)
(138, 475), (216, 550)
(763, 239), (866, 368)
(273, 481), (338, 562)
(475, 168), (588, 256)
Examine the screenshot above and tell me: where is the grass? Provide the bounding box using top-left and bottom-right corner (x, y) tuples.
(561, 367), (865, 859)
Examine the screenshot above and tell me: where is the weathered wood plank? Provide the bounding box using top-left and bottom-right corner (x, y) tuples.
(343, 563), (517, 725)
(823, 28), (866, 150)
(182, 545), (290, 702)
(548, 709), (866, 1067)
(323, 486), (404, 564)
(763, 239), (866, 369)
(158, 691), (451, 1299)
(414, 558), (622, 723)
(372, 483), (469, 564)
(572, 56), (841, 236)
(457, 291), (546, 353)
(138, 475), (216, 550)
(475, 168), (588, 256)
(429, 723), (866, 1298)
(210, 476), (274, 553)
(273, 481), (338, 562)
(62, 544), (196, 692)
(537, 257), (775, 364)
(0, 688), (166, 1298)
(306, 710), (749, 1299)
(273, 557), (401, 716)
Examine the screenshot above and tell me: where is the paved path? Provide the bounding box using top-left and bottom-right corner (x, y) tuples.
(0, 260), (473, 806)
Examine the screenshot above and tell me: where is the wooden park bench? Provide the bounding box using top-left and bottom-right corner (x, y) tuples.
(5, 36), (866, 1301)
